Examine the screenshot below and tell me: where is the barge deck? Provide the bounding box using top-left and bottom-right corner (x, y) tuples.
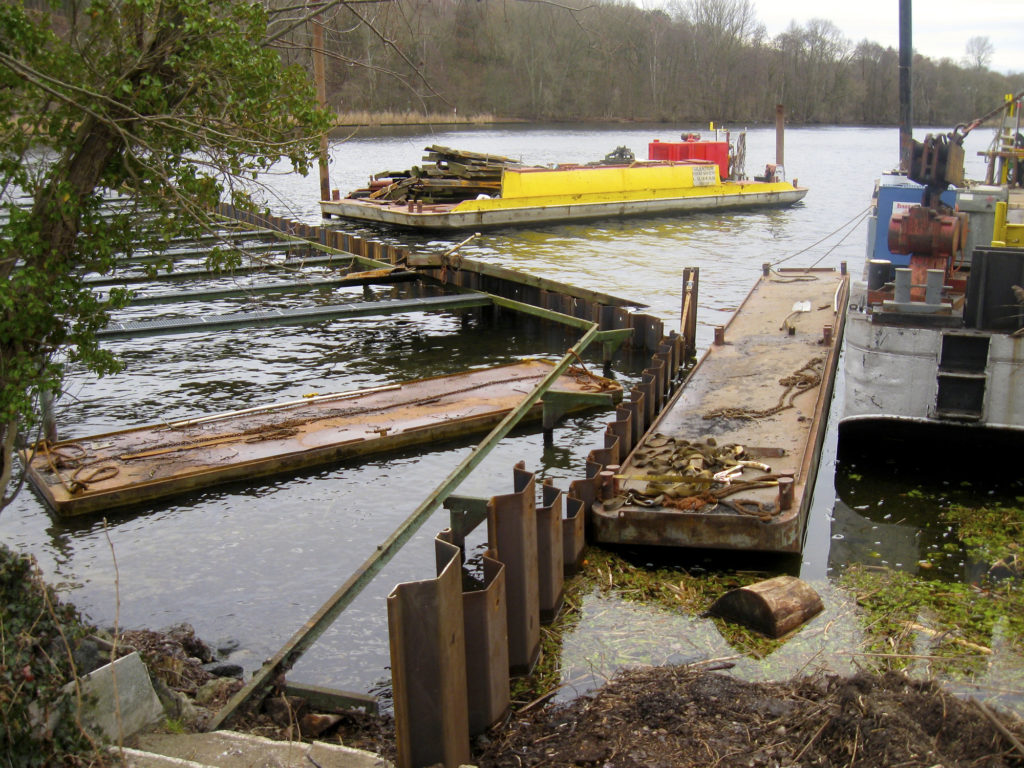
(26, 360), (621, 517)
(591, 268), (848, 553)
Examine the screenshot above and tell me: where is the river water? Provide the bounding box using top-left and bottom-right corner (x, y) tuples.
(3, 124), (1020, 709)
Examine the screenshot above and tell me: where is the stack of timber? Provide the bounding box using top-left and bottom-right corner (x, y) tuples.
(358, 145), (521, 204)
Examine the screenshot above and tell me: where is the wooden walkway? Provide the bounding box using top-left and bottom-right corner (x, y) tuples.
(26, 360), (620, 517)
(591, 268), (848, 553)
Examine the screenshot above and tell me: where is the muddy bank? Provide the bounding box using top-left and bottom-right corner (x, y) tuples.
(132, 624), (1022, 768)
(474, 665), (1024, 768)
(45, 570), (1024, 768)
(224, 661), (1024, 768)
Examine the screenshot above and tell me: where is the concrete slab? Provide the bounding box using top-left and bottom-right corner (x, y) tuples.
(131, 730), (393, 768)
(77, 651), (165, 741)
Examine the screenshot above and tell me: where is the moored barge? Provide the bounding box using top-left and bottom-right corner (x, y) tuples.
(841, 93), (1024, 440)
(24, 360), (621, 517)
(591, 267), (848, 553)
(321, 140), (807, 230)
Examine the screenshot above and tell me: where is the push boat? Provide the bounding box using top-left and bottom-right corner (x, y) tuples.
(841, 91), (1024, 440)
(320, 137), (807, 230)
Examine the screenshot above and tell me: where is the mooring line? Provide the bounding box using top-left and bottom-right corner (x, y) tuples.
(770, 205), (871, 269)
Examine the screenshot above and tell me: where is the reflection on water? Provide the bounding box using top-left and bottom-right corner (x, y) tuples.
(2, 124), (1013, 708)
(832, 422), (1024, 581)
(828, 499), (924, 573)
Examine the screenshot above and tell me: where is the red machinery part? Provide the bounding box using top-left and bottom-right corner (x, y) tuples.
(888, 205), (962, 260)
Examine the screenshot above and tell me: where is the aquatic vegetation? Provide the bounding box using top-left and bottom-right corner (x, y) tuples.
(941, 503), (1024, 567)
(509, 547), (779, 705)
(841, 505), (1024, 680)
(581, 548), (766, 614)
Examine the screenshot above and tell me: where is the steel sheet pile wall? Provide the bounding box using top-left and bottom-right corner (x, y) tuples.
(387, 536), (472, 768)
(568, 331), (680, 512)
(422, 263), (667, 353)
(388, 332), (687, 768)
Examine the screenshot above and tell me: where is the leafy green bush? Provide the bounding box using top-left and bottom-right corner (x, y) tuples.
(0, 545), (104, 767)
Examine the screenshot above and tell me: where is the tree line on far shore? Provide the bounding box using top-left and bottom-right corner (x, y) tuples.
(291, 0), (1023, 127)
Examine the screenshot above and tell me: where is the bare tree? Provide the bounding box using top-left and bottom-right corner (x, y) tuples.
(964, 35), (995, 70)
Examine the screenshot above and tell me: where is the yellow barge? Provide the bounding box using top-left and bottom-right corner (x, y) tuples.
(25, 360), (621, 517)
(321, 148), (807, 231)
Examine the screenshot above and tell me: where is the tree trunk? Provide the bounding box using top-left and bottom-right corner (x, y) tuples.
(0, 118), (124, 515)
(708, 575), (823, 638)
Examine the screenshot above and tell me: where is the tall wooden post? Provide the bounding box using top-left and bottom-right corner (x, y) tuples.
(312, 14), (330, 201)
(775, 104), (785, 170)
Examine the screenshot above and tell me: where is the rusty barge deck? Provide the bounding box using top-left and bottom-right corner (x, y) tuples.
(26, 360), (620, 517)
(591, 268), (848, 553)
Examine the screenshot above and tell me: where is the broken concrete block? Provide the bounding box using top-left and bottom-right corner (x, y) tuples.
(74, 651), (164, 740)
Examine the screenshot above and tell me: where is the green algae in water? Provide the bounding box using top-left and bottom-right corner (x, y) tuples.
(512, 548), (866, 708)
(942, 503), (1024, 567)
(838, 502), (1024, 713)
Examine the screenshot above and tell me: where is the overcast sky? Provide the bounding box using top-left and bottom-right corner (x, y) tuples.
(753, 0), (1023, 74)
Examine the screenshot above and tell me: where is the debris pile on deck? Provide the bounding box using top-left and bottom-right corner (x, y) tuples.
(354, 145), (521, 204)
(602, 435), (782, 520)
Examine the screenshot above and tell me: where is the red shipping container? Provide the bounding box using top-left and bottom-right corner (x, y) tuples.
(648, 140), (729, 180)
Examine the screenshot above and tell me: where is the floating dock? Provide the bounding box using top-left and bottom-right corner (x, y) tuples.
(591, 268), (848, 553)
(25, 360), (621, 517)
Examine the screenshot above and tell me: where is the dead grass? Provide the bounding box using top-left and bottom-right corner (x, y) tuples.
(333, 110), (498, 127)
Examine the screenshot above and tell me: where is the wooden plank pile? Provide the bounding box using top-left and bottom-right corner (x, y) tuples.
(353, 145), (522, 204)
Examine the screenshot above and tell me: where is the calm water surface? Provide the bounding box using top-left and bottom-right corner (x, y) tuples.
(3, 125), (1019, 708)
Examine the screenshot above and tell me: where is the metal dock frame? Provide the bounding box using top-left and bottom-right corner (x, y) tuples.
(199, 206), (701, 758)
(208, 325), (692, 744)
(207, 319), (640, 732)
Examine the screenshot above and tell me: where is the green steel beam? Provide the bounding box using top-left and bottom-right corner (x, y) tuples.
(444, 494), (490, 546)
(490, 295), (593, 331)
(490, 296), (633, 358)
(595, 328), (634, 360)
(541, 390), (618, 430)
(407, 252), (645, 309)
(85, 253), (358, 288)
(98, 293), (491, 339)
(208, 321), (603, 730)
(124, 272), (418, 306)
(114, 240), (303, 265)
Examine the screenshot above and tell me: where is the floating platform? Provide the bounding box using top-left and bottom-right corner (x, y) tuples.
(323, 152), (806, 231)
(591, 268), (848, 553)
(25, 360), (621, 517)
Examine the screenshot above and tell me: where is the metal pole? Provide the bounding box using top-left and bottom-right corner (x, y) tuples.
(40, 389), (57, 443)
(898, 0), (913, 172)
(208, 323), (603, 730)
